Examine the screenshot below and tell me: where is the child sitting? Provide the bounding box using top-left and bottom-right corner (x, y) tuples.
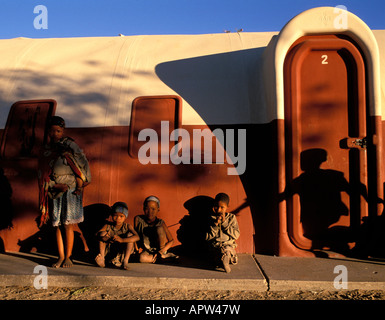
(134, 196), (177, 263)
(95, 202), (139, 270)
(205, 193), (240, 273)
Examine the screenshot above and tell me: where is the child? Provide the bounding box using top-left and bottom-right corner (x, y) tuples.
(38, 116), (91, 268)
(95, 202), (139, 270)
(205, 193), (240, 273)
(134, 196), (177, 263)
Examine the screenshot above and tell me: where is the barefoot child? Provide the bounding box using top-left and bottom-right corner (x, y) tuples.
(38, 116), (91, 268)
(134, 196), (177, 263)
(95, 202), (139, 270)
(205, 193), (240, 273)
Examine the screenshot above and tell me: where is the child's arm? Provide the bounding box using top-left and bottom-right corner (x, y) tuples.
(112, 224), (140, 243)
(222, 214), (240, 240)
(73, 176), (84, 195)
(205, 216), (221, 241)
(158, 221), (174, 256)
(96, 224), (110, 242)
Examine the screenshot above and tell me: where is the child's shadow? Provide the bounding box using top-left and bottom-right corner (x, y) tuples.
(77, 203), (111, 259)
(17, 203), (111, 265)
(176, 196), (214, 268)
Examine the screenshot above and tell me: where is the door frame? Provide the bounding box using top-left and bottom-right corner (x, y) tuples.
(262, 7), (382, 256)
(283, 37), (368, 250)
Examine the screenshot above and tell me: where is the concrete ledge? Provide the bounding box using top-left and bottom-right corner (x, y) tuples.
(255, 254), (385, 292)
(0, 274), (267, 291)
(2, 252), (385, 293)
(0, 252), (267, 291)
(268, 280), (385, 291)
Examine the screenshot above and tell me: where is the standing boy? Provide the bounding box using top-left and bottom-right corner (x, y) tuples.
(205, 193), (240, 273)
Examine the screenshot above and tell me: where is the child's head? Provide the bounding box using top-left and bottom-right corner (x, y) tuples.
(213, 193), (230, 216)
(111, 201), (129, 224)
(143, 196), (160, 222)
(48, 116), (66, 143)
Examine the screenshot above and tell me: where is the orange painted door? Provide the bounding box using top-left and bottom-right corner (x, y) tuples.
(0, 100), (56, 245)
(284, 37), (368, 252)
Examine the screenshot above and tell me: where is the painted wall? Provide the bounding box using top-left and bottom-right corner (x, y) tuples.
(0, 7), (385, 257)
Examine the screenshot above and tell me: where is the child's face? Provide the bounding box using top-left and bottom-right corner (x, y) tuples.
(48, 125), (64, 143)
(213, 200), (228, 217)
(143, 201), (159, 222)
(112, 212), (126, 225)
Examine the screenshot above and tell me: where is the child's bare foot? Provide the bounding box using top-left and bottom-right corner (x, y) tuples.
(123, 261), (130, 270)
(160, 252), (179, 260)
(52, 258), (64, 268)
(95, 254), (105, 268)
(62, 258), (73, 268)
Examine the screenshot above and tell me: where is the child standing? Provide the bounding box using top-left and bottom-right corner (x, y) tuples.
(38, 116), (91, 268)
(95, 202), (139, 270)
(134, 196), (177, 263)
(205, 193), (240, 273)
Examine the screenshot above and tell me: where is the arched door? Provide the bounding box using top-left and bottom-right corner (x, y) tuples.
(284, 36), (369, 252)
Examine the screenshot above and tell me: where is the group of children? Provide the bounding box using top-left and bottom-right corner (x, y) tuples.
(94, 196), (177, 270)
(38, 116), (240, 273)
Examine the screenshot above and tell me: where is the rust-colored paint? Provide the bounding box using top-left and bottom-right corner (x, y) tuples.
(1, 100), (56, 159)
(0, 98), (255, 254)
(283, 36), (371, 253)
(129, 96), (182, 159)
(0, 100), (56, 252)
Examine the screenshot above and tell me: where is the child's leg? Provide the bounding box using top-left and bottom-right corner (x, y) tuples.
(157, 226), (167, 252)
(123, 242), (134, 270)
(220, 245), (236, 273)
(95, 239), (107, 267)
(156, 226), (177, 259)
(73, 223), (89, 252)
(52, 226), (65, 268)
(139, 250), (157, 263)
(62, 224), (74, 268)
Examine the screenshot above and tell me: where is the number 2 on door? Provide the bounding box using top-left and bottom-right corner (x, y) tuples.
(321, 54), (328, 64)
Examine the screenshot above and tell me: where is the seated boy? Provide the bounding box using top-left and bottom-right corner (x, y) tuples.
(95, 202), (139, 270)
(134, 196), (177, 263)
(205, 193), (240, 273)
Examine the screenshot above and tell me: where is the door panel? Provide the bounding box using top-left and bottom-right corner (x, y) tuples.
(284, 37), (368, 251)
(0, 100), (56, 232)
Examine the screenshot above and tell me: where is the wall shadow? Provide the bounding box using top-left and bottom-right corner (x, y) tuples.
(177, 195), (213, 258)
(156, 47), (275, 254)
(155, 47), (266, 125)
(78, 203), (111, 257)
(0, 167), (13, 231)
(16, 203), (111, 264)
(0, 166), (13, 253)
(282, 148), (369, 256)
(353, 182), (385, 258)
(17, 217), (57, 255)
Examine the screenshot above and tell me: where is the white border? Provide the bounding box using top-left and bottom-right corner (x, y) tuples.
(262, 6), (381, 120)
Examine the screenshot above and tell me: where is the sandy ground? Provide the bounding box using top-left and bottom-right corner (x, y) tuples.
(1, 286), (385, 300)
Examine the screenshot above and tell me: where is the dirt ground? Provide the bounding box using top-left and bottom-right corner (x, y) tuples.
(1, 286), (385, 300)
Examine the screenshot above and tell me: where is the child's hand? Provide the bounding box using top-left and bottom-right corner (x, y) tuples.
(214, 215), (224, 225)
(53, 184), (68, 192)
(73, 187), (83, 196)
(112, 235), (123, 243)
